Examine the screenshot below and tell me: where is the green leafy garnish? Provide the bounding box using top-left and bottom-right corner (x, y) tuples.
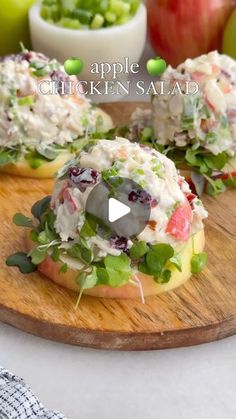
(191, 252), (208, 274)
(60, 263), (68, 273)
(160, 269), (172, 283)
(139, 243), (175, 283)
(0, 150), (13, 166)
(31, 196), (51, 221)
(167, 144), (232, 195)
(52, 246), (60, 262)
(28, 247), (48, 265)
(169, 255), (182, 272)
(6, 252), (36, 273)
(102, 253), (131, 287)
(25, 151), (48, 169)
(30, 230), (39, 242)
(76, 267), (98, 290)
(29, 61), (48, 78)
(204, 176), (226, 196)
(102, 166), (119, 181)
(37, 222), (57, 244)
(80, 219), (96, 238)
(13, 213), (33, 228)
(224, 174), (236, 188)
(67, 242), (92, 264)
(129, 241), (149, 260)
(140, 127), (153, 143)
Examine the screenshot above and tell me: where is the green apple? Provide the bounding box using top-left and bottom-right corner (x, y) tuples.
(64, 58), (84, 76)
(146, 57), (167, 77)
(223, 9), (236, 60)
(0, 0), (36, 55)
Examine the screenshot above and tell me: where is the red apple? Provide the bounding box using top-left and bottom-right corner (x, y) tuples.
(146, 0), (235, 67)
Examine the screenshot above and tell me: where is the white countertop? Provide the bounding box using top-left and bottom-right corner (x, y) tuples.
(1, 324), (236, 419)
(1, 44), (236, 419)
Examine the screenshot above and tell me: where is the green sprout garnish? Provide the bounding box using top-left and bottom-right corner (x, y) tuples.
(6, 193), (207, 307)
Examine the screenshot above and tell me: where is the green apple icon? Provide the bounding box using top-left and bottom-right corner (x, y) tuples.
(146, 57), (167, 77)
(64, 58), (84, 76)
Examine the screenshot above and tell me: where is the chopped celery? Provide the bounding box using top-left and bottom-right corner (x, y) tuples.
(105, 11), (117, 23)
(71, 9), (93, 24)
(91, 14), (104, 29)
(17, 96), (35, 107)
(110, 0), (130, 17)
(57, 17), (81, 29)
(60, 0), (77, 12)
(40, 0), (140, 29)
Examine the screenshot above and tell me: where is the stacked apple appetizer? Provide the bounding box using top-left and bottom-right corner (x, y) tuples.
(7, 138), (208, 302)
(0, 49), (112, 178)
(131, 51), (236, 196)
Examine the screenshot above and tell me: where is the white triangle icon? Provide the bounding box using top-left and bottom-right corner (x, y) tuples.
(108, 198), (131, 223)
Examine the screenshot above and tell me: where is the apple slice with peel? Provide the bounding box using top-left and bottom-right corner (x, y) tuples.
(25, 229), (205, 299)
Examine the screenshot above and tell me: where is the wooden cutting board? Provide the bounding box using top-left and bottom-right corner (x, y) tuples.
(0, 102), (236, 351)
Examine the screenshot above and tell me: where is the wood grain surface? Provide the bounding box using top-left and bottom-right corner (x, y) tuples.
(0, 102), (236, 350)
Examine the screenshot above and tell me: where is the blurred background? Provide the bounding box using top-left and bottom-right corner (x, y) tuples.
(0, 0), (235, 95)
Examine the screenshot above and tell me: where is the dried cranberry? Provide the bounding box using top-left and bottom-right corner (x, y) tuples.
(128, 189), (153, 206)
(186, 178), (197, 196)
(68, 166), (100, 191)
(186, 193), (196, 209)
(50, 70), (71, 95)
(69, 167), (81, 178)
(22, 52), (33, 62)
(110, 236), (128, 252)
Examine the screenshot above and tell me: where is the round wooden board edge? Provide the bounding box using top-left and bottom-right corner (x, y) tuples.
(1, 304), (236, 350)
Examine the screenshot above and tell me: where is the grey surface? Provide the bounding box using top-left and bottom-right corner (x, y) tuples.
(1, 324), (236, 419)
(1, 44), (236, 419)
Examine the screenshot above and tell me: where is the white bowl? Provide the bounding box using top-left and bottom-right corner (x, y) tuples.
(29, 2), (147, 84)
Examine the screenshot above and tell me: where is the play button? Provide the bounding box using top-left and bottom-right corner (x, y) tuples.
(85, 177), (152, 239)
(108, 198), (131, 222)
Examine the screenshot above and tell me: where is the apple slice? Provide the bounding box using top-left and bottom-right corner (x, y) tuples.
(25, 229), (205, 299)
